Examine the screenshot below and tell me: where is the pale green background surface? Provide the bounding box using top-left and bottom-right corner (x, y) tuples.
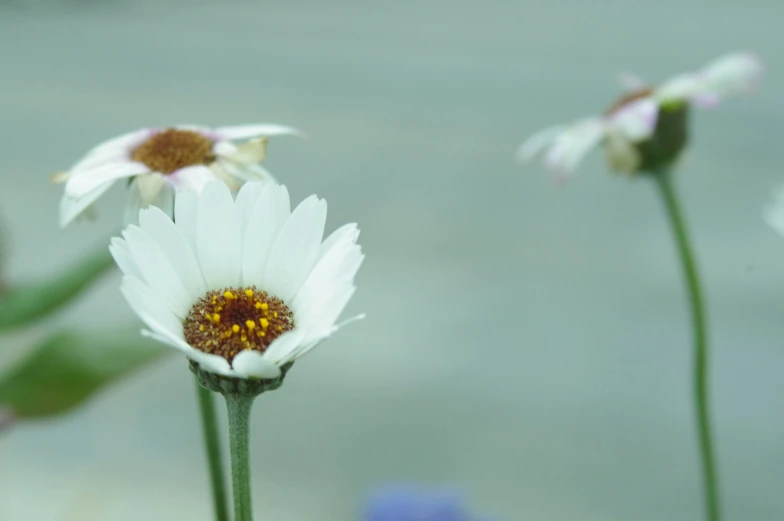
(0, 1), (782, 520)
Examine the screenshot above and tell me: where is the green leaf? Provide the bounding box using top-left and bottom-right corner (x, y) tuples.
(0, 244), (114, 331)
(0, 211), (9, 294)
(0, 327), (168, 422)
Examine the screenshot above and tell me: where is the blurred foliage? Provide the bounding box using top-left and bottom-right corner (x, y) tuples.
(0, 244), (114, 331)
(0, 220), (167, 429)
(0, 212), (6, 295)
(0, 327), (167, 421)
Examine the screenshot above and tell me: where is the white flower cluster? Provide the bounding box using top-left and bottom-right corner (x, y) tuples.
(58, 123), (363, 380)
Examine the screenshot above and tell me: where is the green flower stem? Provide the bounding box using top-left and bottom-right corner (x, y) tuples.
(225, 392), (256, 521)
(195, 380), (230, 521)
(654, 172), (721, 521)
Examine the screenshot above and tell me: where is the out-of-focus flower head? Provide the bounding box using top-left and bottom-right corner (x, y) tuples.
(111, 181), (363, 385)
(364, 485), (493, 521)
(517, 52), (763, 179)
(54, 123), (301, 228)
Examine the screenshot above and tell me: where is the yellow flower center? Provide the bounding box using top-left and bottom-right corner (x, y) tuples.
(131, 129), (216, 174)
(183, 287), (295, 363)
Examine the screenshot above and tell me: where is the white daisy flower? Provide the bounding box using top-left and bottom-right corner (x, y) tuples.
(517, 51), (763, 179)
(55, 124), (302, 228)
(110, 181), (364, 380)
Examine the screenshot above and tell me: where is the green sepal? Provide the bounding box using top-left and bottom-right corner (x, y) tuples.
(637, 103), (690, 175)
(190, 361), (293, 397)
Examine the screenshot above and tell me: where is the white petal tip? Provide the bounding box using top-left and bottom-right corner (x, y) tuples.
(340, 313), (366, 326)
(273, 126), (307, 139)
(214, 124), (307, 141)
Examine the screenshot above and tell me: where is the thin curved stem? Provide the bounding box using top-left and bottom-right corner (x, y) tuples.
(195, 380), (230, 521)
(654, 172), (721, 521)
(225, 393), (256, 521)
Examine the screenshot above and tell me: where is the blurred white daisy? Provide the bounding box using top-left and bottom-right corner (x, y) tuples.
(55, 124), (301, 228)
(517, 51), (763, 179)
(763, 186), (784, 237)
(111, 181), (364, 380)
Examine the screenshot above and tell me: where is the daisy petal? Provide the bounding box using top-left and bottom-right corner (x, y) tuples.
(700, 51), (764, 99)
(262, 330), (306, 365)
(173, 123), (211, 133)
(196, 182), (242, 289)
(655, 73), (705, 104)
(213, 124), (302, 141)
(207, 161), (245, 192)
(217, 159), (278, 183)
(292, 230), (364, 331)
(174, 190), (200, 250)
(244, 163), (278, 184)
(231, 350), (282, 379)
(123, 179), (145, 226)
(70, 147), (131, 174)
(214, 138), (268, 164)
(607, 97), (658, 141)
(141, 330), (236, 377)
(152, 182), (175, 218)
(515, 125), (565, 164)
(317, 223), (359, 262)
(120, 277), (185, 345)
(109, 237), (142, 281)
(295, 289), (363, 361)
(656, 52), (764, 107)
(138, 205), (206, 301)
(285, 338), (322, 362)
(136, 173), (167, 205)
(295, 249), (363, 337)
(186, 347), (236, 377)
(140, 329), (192, 354)
(307, 286), (358, 342)
(122, 225), (192, 318)
(262, 195), (327, 301)
(689, 93), (722, 110)
(70, 128), (152, 172)
(543, 118), (605, 178)
(65, 161), (150, 197)
(235, 180), (266, 224)
(169, 165), (220, 193)
(242, 184), (291, 286)
(59, 180), (114, 228)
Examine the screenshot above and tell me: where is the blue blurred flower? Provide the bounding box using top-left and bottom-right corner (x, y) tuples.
(364, 485), (484, 521)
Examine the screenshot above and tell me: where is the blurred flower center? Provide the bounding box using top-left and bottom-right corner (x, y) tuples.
(605, 87), (654, 115)
(131, 129), (216, 174)
(184, 287), (295, 362)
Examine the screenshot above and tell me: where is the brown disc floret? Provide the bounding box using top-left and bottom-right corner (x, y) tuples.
(183, 287), (295, 364)
(131, 129), (216, 174)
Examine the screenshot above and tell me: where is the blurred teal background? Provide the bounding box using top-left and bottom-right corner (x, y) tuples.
(0, 1), (782, 520)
